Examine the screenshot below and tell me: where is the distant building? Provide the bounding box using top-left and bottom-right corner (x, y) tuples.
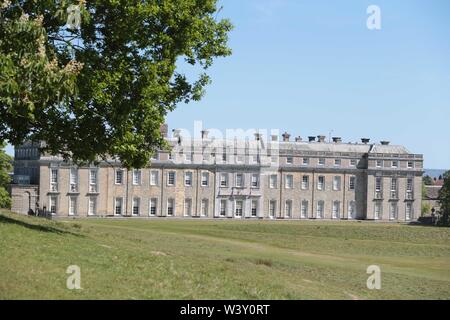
(423, 185), (442, 214)
(9, 129), (424, 222)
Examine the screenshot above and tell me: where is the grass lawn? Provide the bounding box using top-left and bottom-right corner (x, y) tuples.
(1, 210), (449, 300)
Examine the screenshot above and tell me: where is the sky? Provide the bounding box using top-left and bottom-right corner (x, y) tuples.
(5, 0), (450, 169)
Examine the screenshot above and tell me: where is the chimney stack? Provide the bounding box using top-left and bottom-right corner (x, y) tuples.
(317, 135), (326, 143)
(160, 123), (168, 138)
(332, 137), (342, 144)
(380, 141), (390, 145)
(308, 136), (316, 142)
(295, 136), (302, 142)
(361, 138), (370, 144)
(271, 135), (278, 142)
(282, 132), (291, 142)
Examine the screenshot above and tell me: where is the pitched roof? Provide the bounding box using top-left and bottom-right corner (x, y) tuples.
(425, 186), (441, 200)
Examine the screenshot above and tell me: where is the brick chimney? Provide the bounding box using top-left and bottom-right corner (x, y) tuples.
(282, 132), (291, 142)
(160, 123), (168, 138)
(317, 135), (326, 143)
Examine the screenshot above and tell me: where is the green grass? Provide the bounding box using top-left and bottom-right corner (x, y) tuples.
(1, 210), (449, 300)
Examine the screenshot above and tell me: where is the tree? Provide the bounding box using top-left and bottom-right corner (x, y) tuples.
(438, 170), (450, 226)
(0, 142), (12, 208)
(423, 175), (434, 185)
(0, 0), (232, 168)
(421, 202), (431, 217)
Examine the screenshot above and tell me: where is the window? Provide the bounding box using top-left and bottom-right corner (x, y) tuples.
(150, 171), (159, 186)
(390, 202), (398, 220)
(251, 200), (258, 217)
(203, 154), (210, 162)
(132, 198), (140, 216)
(375, 177), (383, 198)
(50, 168), (58, 192)
(88, 197), (96, 216)
(349, 176), (356, 191)
(376, 160), (383, 168)
(333, 176), (341, 191)
(390, 178), (398, 198)
(201, 199), (209, 217)
(269, 200), (276, 218)
(185, 172), (193, 187)
(318, 158), (325, 166)
(406, 178), (414, 199)
(201, 172), (209, 187)
(350, 159), (357, 166)
(348, 201), (356, 219)
(285, 175), (293, 189)
(114, 198), (123, 216)
(222, 152), (227, 162)
(69, 168), (78, 192)
(185, 153), (193, 162)
(89, 169), (98, 193)
(220, 173), (228, 187)
(69, 196), (77, 216)
(406, 203), (413, 221)
(271, 155), (278, 163)
(301, 176), (309, 190)
(167, 199), (175, 216)
(235, 200), (243, 217)
(235, 173), (244, 188)
(236, 155), (244, 163)
(151, 152), (159, 160)
(132, 169), (141, 185)
(184, 199), (192, 217)
(220, 200), (227, 217)
(149, 198), (157, 216)
(302, 158), (309, 165)
(269, 175), (277, 189)
(392, 160), (398, 168)
(286, 156), (293, 164)
(167, 171), (176, 186)
(251, 155), (258, 164)
(334, 159), (341, 167)
(115, 169), (124, 185)
(332, 201), (340, 219)
(407, 161), (413, 169)
(251, 174), (259, 188)
(301, 200), (308, 219)
(49, 196), (57, 215)
(318, 176), (325, 191)
(168, 152), (174, 160)
(374, 202), (382, 220)
(285, 200), (292, 218)
(316, 201), (324, 219)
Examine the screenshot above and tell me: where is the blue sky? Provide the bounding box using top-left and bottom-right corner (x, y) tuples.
(166, 0), (450, 169)
(6, 0), (450, 168)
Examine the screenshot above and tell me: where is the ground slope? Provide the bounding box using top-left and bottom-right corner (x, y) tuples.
(0, 211), (449, 299)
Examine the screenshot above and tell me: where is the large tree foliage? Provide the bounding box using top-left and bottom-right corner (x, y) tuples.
(0, 0), (232, 168)
(0, 142), (12, 208)
(438, 170), (450, 226)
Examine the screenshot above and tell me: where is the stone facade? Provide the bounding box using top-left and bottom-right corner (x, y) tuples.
(10, 133), (424, 222)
